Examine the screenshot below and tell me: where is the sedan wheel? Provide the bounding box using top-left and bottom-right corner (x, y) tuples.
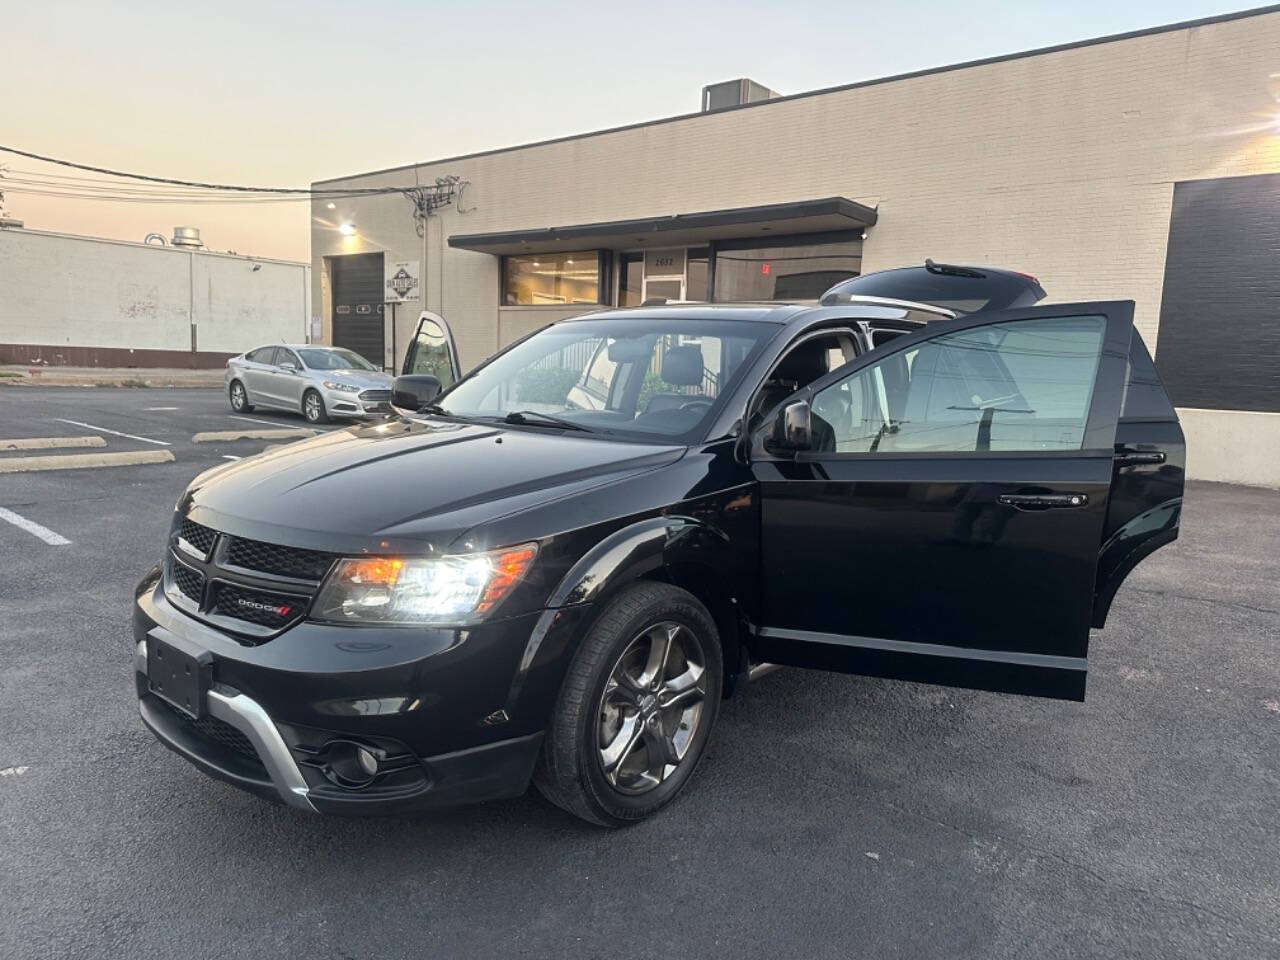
(533, 582), (722, 826)
(229, 380), (253, 413)
(303, 390), (328, 424)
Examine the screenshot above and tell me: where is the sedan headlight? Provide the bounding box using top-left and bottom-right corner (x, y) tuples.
(312, 543), (537, 624)
(323, 380), (361, 393)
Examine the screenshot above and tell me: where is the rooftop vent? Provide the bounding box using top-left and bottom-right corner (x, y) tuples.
(171, 226), (203, 249)
(701, 79), (779, 113)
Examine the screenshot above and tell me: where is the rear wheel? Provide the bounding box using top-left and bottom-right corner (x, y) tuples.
(302, 389), (329, 424)
(534, 582), (722, 826)
(228, 379), (253, 413)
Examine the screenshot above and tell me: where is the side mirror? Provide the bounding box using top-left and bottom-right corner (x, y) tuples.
(278, 361), (297, 373)
(392, 374), (442, 412)
(769, 399), (813, 451)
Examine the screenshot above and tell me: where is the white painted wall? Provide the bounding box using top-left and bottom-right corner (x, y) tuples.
(0, 228), (309, 362)
(313, 10), (1280, 486)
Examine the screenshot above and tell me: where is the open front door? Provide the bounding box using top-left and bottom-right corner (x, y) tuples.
(750, 301), (1134, 701)
(401, 310), (461, 387)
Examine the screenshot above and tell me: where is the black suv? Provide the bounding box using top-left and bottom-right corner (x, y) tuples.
(134, 264), (1185, 825)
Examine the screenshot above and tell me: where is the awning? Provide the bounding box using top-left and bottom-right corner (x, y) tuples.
(447, 196), (878, 256)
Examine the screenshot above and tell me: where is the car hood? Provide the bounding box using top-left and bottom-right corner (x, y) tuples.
(181, 418), (686, 554)
(313, 368), (392, 389)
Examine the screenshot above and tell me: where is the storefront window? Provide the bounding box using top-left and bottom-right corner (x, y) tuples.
(503, 251), (601, 305)
(686, 248), (709, 301)
(713, 237), (862, 301)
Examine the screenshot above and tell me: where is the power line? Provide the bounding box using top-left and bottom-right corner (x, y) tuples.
(0, 144), (400, 196)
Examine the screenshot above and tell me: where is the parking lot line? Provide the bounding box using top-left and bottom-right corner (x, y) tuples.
(222, 455), (242, 461)
(229, 414), (295, 427)
(0, 506), (71, 545)
(145, 406), (179, 411)
(55, 418), (171, 447)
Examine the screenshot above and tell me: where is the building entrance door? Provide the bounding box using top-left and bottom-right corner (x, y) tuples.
(642, 248), (686, 303)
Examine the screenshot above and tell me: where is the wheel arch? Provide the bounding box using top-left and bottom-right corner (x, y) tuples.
(544, 515), (749, 696)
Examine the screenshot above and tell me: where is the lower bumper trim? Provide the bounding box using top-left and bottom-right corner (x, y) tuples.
(137, 638), (315, 811)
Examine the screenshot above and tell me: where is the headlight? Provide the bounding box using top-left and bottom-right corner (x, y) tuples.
(323, 380), (361, 392)
(312, 543), (537, 624)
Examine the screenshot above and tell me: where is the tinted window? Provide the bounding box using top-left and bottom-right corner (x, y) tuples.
(277, 348), (300, 368)
(813, 316), (1105, 453)
(245, 346), (275, 363)
(405, 319), (456, 387)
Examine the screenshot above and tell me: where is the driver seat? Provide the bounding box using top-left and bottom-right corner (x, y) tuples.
(644, 344), (706, 413)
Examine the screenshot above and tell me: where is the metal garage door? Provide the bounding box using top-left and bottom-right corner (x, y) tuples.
(331, 252), (385, 368)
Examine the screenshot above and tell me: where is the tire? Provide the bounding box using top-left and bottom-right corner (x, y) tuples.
(228, 379), (254, 413)
(302, 389), (329, 424)
(533, 582), (722, 826)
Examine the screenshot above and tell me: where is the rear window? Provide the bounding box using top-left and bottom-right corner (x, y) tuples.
(821, 265), (1045, 314)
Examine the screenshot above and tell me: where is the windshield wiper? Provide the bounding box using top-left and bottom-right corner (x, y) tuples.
(501, 410), (594, 433)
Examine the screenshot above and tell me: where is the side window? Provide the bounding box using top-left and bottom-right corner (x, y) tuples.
(407, 319), (455, 388)
(261, 347), (283, 366)
(813, 316), (1106, 454)
(245, 346), (273, 363)
(278, 348), (300, 368)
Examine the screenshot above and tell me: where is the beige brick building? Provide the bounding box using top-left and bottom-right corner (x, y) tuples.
(313, 6), (1280, 486)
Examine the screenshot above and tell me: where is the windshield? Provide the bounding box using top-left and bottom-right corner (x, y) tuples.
(299, 348), (377, 372)
(437, 317), (772, 441)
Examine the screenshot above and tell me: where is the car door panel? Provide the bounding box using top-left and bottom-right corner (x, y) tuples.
(1092, 332), (1185, 626)
(275, 348), (305, 410)
(750, 301), (1138, 702)
(241, 347), (279, 406)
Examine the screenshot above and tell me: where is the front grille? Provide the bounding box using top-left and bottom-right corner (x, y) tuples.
(211, 583), (306, 632)
(178, 518), (216, 558)
(359, 389), (391, 402)
(225, 536), (335, 581)
(171, 560), (205, 604)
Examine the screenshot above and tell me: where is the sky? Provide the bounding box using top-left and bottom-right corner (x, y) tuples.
(0, 0), (1259, 262)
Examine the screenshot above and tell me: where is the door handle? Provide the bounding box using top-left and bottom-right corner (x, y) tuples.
(1115, 447), (1166, 467)
(998, 493), (1089, 510)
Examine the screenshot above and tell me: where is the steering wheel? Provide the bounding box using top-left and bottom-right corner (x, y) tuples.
(679, 399), (713, 413)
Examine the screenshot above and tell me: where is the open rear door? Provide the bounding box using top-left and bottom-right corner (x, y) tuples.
(750, 301), (1134, 701)
(401, 311), (461, 387)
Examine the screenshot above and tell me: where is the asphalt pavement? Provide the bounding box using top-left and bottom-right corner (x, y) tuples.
(1, 387), (1277, 959)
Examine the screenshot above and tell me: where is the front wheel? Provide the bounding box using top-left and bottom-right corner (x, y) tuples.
(302, 389), (329, 424)
(228, 379), (254, 413)
(533, 582), (722, 826)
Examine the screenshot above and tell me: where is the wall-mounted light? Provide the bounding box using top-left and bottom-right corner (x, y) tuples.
(326, 202), (337, 210)
(338, 223), (356, 236)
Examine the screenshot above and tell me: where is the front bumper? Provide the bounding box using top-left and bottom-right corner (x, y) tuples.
(320, 387), (391, 420)
(133, 573), (591, 814)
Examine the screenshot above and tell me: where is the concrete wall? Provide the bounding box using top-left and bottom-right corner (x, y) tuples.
(313, 8), (1280, 484)
(0, 228), (310, 367)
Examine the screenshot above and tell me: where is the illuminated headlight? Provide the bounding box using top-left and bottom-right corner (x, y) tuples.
(323, 380), (361, 392)
(312, 544), (537, 624)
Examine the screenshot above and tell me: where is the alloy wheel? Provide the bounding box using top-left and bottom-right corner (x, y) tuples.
(305, 393), (321, 422)
(231, 382), (245, 410)
(596, 620), (708, 796)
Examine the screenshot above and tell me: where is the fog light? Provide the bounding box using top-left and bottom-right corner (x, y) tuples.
(323, 740), (381, 788)
(357, 746), (378, 777)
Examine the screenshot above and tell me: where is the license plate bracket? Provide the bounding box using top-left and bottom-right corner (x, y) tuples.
(147, 630), (213, 719)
